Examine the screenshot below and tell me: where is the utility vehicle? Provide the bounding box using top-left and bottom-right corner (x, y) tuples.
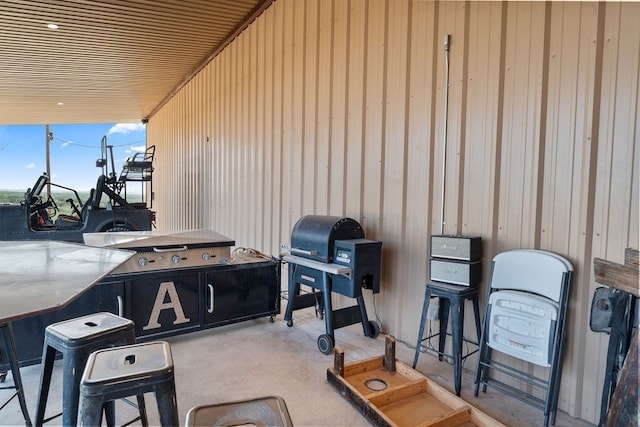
(0, 138), (155, 242)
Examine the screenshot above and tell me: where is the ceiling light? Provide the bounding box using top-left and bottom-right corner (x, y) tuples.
(47, 23), (59, 30)
(57, 102), (64, 106)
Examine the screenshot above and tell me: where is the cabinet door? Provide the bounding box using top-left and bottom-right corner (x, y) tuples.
(204, 263), (279, 326)
(93, 279), (127, 316)
(126, 270), (200, 339)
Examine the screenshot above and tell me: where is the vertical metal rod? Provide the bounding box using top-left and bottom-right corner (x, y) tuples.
(440, 34), (451, 235)
(45, 124), (52, 196)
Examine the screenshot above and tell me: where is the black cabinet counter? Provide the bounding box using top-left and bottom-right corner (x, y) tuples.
(0, 256), (280, 370)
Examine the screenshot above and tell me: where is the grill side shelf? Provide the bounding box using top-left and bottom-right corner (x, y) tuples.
(282, 254), (351, 278)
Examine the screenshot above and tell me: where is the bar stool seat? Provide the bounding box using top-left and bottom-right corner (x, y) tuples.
(185, 396), (293, 427)
(412, 281), (481, 396)
(35, 312), (143, 427)
(78, 341), (179, 427)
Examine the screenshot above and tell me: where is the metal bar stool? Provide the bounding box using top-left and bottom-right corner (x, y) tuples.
(185, 396), (293, 426)
(0, 322), (32, 426)
(35, 312), (146, 427)
(412, 281), (481, 396)
(78, 341), (179, 427)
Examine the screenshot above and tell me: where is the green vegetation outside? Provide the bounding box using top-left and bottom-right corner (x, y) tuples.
(1, 189), (92, 216)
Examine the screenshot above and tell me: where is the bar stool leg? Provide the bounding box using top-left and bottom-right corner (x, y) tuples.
(60, 348), (86, 426)
(1, 323), (32, 426)
(450, 298), (465, 396)
(472, 294), (481, 342)
(35, 341), (57, 426)
(438, 298), (450, 362)
(78, 395), (105, 427)
(137, 395), (149, 427)
(412, 287), (433, 368)
(104, 401), (115, 426)
(155, 380), (179, 426)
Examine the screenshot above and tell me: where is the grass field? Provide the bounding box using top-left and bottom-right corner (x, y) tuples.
(0, 190), (26, 204)
(1, 189), (93, 216)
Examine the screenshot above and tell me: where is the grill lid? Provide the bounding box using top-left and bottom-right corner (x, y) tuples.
(290, 215), (364, 263)
(83, 229), (234, 252)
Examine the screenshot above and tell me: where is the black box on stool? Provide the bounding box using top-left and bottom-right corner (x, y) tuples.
(429, 258), (482, 287)
(430, 235), (482, 261)
(429, 235), (482, 287)
(332, 239), (382, 296)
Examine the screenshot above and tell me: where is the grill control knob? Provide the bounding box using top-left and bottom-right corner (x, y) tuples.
(202, 253), (211, 261)
(138, 257), (148, 267)
(172, 255), (181, 264)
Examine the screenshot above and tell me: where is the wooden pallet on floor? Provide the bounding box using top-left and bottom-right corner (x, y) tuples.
(327, 336), (505, 427)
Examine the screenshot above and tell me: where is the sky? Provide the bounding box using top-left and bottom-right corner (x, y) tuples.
(0, 123), (146, 191)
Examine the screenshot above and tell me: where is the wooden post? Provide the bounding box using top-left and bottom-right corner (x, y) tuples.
(384, 335), (396, 373)
(594, 248), (639, 297)
(625, 248), (640, 271)
(334, 345), (344, 377)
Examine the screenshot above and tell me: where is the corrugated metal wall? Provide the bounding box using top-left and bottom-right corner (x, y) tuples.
(146, 1), (639, 423)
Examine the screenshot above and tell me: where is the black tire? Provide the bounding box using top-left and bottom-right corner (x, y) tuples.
(368, 321), (380, 338)
(286, 319), (293, 327)
(104, 225), (132, 232)
(269, 315), (275, 323)
(317, 334), (334, 354)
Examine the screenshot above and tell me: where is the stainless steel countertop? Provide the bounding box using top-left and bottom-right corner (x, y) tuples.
(0, 240), (134, 322)
(83, 229), (235, 250)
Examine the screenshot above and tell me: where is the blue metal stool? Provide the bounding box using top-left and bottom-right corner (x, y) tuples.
(185, 396), (293, 427)
(78, 341), (178, 427)
(35, 312), (145, 427)
(412, 281), (481, 396)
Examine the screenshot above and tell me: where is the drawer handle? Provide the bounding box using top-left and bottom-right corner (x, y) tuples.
(207, 284), (214, 314)
(117, 295), (124, 317)
(152, 245), (188, 253)
(291, 248), (318, 257)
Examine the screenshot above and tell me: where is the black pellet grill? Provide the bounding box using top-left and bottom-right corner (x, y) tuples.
(282, 215), (382, 354)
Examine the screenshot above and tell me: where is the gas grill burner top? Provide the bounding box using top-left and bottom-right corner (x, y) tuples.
(83, 229), (235, 273)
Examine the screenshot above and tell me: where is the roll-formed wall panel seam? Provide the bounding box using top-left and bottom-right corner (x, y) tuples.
(147, 1), (639, 423)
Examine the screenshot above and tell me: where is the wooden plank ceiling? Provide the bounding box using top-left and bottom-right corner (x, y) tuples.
(0, 0), (271, 125)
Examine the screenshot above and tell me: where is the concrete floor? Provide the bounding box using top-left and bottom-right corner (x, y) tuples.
(1, 304), (594, 426)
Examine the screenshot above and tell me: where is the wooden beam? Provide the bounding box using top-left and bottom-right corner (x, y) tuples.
(384, 335), (396, 373)
(594, 257), (639, 297)
(625, 248), (639, 270)
(334, 346), (345, 377)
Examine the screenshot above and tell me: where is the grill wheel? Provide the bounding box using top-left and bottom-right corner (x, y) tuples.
(317, 334), (334, 355)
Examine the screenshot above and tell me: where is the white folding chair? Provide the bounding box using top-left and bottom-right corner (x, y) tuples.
(474, 249), (573, 427)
